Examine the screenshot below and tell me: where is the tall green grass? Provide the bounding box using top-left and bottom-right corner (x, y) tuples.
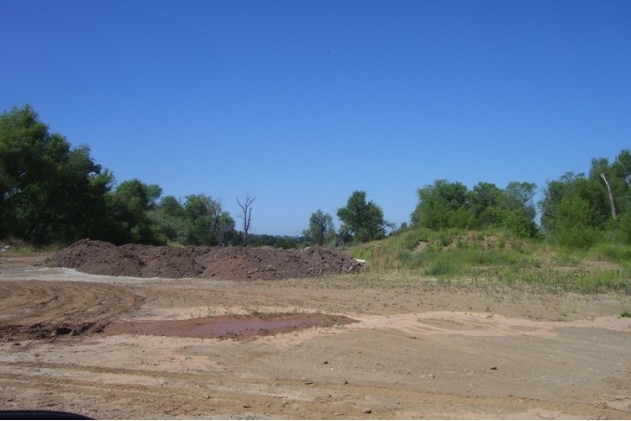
(588, 243), (631, 265)
(469, 266), (631, 293)
(347, 228), (631, 294)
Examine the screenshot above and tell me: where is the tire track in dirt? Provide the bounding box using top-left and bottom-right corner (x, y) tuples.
(1, 361), (628, 419)
(0, 281), (143, 339)
(351, 312), (631, 338)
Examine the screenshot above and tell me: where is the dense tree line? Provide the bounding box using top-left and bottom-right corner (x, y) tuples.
(3, 105), (630, 250)
(308, 156), (631, 249)
(0, 105), (309, 248)
(407, 150), (631, 249)
(410, 180), (538, 238)
(539, 150), (631, 248)
(0, 105), (244, 247)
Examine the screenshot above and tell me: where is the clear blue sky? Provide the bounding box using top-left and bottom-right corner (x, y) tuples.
(2, 0), (630, 236)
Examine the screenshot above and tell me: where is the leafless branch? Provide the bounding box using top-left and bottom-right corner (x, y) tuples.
(236, 194), (255, 246)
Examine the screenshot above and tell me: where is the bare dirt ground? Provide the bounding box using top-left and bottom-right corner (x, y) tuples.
(1, 251), (631, 419)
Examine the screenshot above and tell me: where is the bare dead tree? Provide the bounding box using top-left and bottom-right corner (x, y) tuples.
(236, 194), (255, 246)
(600, 173), (617, 219)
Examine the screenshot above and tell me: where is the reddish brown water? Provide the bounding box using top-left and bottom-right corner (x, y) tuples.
(102, 313), (357, 339)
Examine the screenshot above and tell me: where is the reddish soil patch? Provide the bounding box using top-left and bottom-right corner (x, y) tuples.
(42, 239), (364, 280)
(102, 313), (357, 340)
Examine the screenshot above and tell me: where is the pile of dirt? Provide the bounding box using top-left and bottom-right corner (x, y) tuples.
(43, 239), (364, 280)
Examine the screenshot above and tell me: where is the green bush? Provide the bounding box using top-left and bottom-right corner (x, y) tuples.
(426, 261), (460, 277)
(556, 225), (602, 250)
(617, 213), (631, 245)
(589, 243), (631, 263)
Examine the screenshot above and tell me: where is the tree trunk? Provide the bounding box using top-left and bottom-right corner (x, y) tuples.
(600, 173), (617, 219)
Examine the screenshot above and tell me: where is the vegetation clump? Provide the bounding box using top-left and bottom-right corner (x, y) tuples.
(348, 228), (631, 294)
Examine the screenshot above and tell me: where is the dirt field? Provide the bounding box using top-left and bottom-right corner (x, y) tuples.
(1, 251), (631, 419)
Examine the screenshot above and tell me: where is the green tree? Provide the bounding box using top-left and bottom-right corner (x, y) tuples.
(149, 195), (187, 243)
(158, 195), (185, 218)
(305, 209), (335, 246)
(613, 149), (631, 187)
(540, 172), (577, 233)
(468, 182), (504, 229)
(555, 195), (602, 249)
(502, 181), (538, 238)
(411, 180), (472, 230)
(49, 151), (114, 243)
(183, 194), (236, 246)
(589, 151), (631, 219)
(540, 173), (608, 234)
(336, 224), (353, 246)
(105, 179), (165, 245)
(337, 191), (388, 243)
(274, 236), (298, 249)
(0, 105), (112, 244)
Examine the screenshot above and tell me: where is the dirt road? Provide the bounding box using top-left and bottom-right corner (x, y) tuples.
(1, 256), (630, 419)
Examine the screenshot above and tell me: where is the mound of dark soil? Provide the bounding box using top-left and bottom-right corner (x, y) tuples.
(43, 239), (364, 280)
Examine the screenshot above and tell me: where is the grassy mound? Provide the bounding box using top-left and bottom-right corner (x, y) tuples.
(346, 228), (631, 294)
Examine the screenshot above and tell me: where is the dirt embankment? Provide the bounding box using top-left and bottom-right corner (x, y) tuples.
(42, 239), (363, 280)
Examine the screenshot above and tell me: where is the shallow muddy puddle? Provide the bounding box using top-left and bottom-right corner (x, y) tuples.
(102, 313), (357, 339)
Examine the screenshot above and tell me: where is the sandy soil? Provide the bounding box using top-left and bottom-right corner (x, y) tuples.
(1, 255), (631, 419)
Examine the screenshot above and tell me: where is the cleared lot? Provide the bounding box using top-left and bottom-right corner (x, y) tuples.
(1, 256), (630, 419)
